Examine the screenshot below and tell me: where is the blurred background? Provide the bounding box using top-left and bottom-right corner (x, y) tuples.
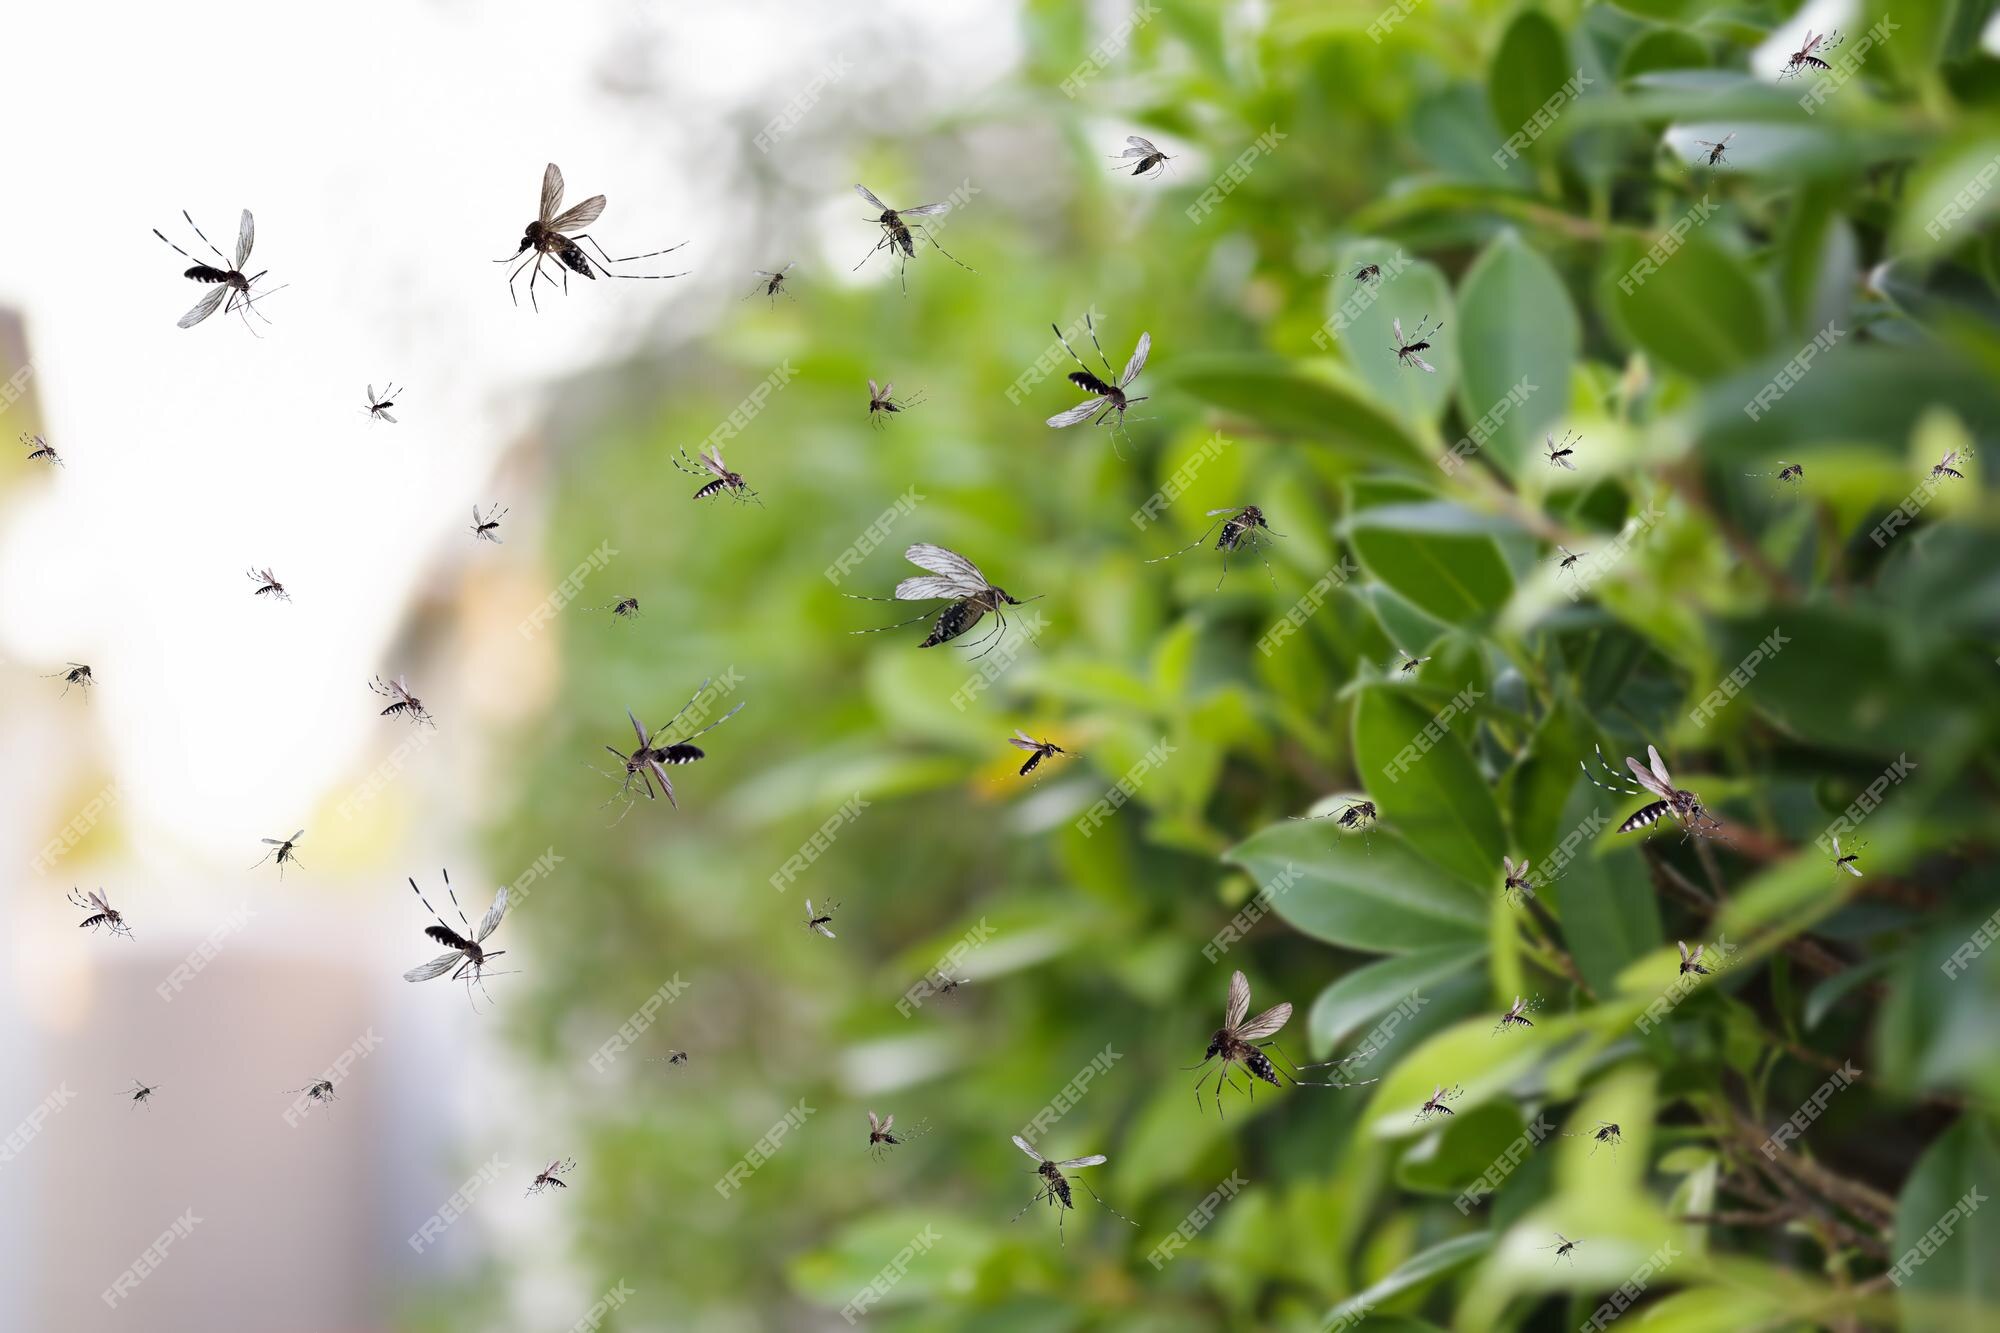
(3, 0), (1998, 1329)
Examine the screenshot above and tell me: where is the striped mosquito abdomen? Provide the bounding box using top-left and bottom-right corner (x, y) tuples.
(1619, 800), (1672, 833)
(656, 743), (706, 764)
(923, 598), (987, 647)
(1240, 1043), (1282, 1088)
(1042, 1166), (1073, 1209)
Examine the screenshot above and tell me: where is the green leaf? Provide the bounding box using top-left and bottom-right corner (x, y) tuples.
(1328, 256), (1459, 427)
(1320, 1234), (1494, 1327)
(1489, 11), (1574, 161)
(1160, 353), (1429, 472)
(1618, 29), (1710, 81)
(1352, 686), (1507, 887)
(1346, 479), (1516, 626)
(1224, 819), (1486, 954)
(1893, 1117), (2000, 1331)
(1454, 231), (1579, 476)
(1307, 944), (1490, 1055)
(1895, 132), (2000, 260)
(1600, 230), (1773, 379)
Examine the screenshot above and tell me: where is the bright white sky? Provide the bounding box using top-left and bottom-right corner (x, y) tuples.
(0, 0), (1017, 872)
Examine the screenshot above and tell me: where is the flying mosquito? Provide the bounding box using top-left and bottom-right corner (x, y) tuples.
(1570, 1121), (1622, 1154)
(1046, 315), (1150, 449)
(1493, 995), (1540, 1034)
(673, 444), (760, 504)
(749, 262), (795, 303)
(1545, 1233), (1580, 1266)
(1780, 28), (1842, 78)
(1009, 1136), (1137, 1246)
(657, 1050), (689, 1066)
(1746, 461), (1806, 489)
(1545, 430), (1579, 471)
(804, 898), (839, 939)
(369, 674), (433, 727)
(1185, 970), (1374, 1119)
(402, 870), (512, 1006)
(1501, 856), (1537, 904)
(1007, 730), (1071, 777)
(1581, 743), (1723, 839)
(153, 209), (282, 333)
(284, 1079), (336, 1107)
(254, 830), (305, 877)
(364, 383), (401, 424)
(71, 887), (132, 938)
(1291, 799), (1379, 850)
(920, 969), (968, 1001)
(846, 543), (1041, 657)
(1830, 834), (1864, 878)
(124, 1079), (161, 1109)
(1678, 940), (1712, 976)
(1351, 263), (1382, 283)
(470, 503), (508, 543)
(23, 433), (61, 467)
(1695, 133), (1735, 167)
(1146, 504), (1280, 589)
(1395, 652), (1431, 676)
(1109, 135), (1173, 177)
(866, 1111), (926, 1160)
(247, 567), (289, 602)
(1415, 1083), (1463, 1121)
(1392, 315), (1442, 372)
(496, 163), (688, 311)
(599, 596), (641, 620)
(866, 379), (925, 429)
(49, 662), (93, 697)
(852, 183), (974, 294)
(1556, 545), (1585, 572)
(595, 685), (745, 815)
(526, 1158), (576, 1197)
(1931, 448), (1969, 481)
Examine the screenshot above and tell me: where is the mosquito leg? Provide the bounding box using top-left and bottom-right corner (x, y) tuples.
(966, 610), (1010, 661)
(1010, 1187), (1052, 1223)
(1083, 310), (1116, 378)
(853, 236), (889, 273)
(1256, 534), (1280, 590)
(1075, 1177), (1140, 1228)
(1147, 518), (1225, 567)
(845, 607), (940, 635)
(183, 210), (231, 267)
(572, 232), (689, 270)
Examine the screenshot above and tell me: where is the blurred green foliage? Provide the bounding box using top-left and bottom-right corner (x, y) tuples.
(467, 1), (2000, 1328)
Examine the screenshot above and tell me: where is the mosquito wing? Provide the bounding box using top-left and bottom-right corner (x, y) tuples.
(1626, 752), (1674, 799)
(1678, 940), (1692, 964)
(289, 830), (305, 843)
(1503, 855), (1518, 878)
(1831, 834), (1841, 856)
(377, 410), (395, 424)
(1008, 730), (1043, 751)
(366, 385), (377, 405)
(1839, 857), (1862, 878)
(881, 1114), (893, 1131)
(89, 889), (113, 912)
(898, 203), (950, 217)
(1011, 1134), (1047, 1164)
(699, 445), (729, 478)
(1053, 1154), (1106, 1170)
(1224, 969), (1250, 1030)
(627, 708), (650, 748)
(903, 543), (988, 589)
(1046, 399), (1105, 428)
(540, 163), (566, 225)
(867, 378), (880, 402)
(1800, 30), (1822, 54)
(1408, 353), (1436, 373)
(178, 285), (229, 328)
(474, 887), (509, 943)
(1553, 450), (1576, 469)
(1126, 135), (1159, 153)
(868, 1110), (881, 1133)
(1120, 332), (1151, 387)
(404, 952), (462, 982)
(1237, 1002), (1292, 1042)
(551, 195), (606, 233)
(1392, 317), (1406, 344)
(854, 183), (890, 213)
(1940, 450), (1959, 468)
(892, 575), (974, 601)
(1646, 744), (1674, 791)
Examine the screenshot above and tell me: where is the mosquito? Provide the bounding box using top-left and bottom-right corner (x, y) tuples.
(153, 209), (283, 333)
(1046, 314), (1150, 451)
(852, 183), (974, 294)
(1109, 135), (1173, 178)
(749, 262), (795, 303)
(1678, 939), (1712, 976)
(1351, 263), (1382, 283)
(1569, 1121), (1622, 1154)
(866, 1111), (927, 1160)
(124, 1079), (161, 1109)
(921, 969), (968, 1001)
(1146, 504), (1280, 589)
(470, 503), (508, 543)
(23, 433), (61, 467)
(526, 1158), (576, 1197)
(1493, 995), (1540, 1034)
(657, 1050), (689, 1066)
(865, 378), (925, 430)
(1780, 28), (1841, 78)
(365, 383), (401, 424)
(1830, 834), (1864, 878)
(254, 830), (305, 878)
(1545, 1233), (1580, 1266)
(247, 567), (289, 602)
(1392, 315), (1442, 372)
(1545, 430), (1579, 471)
(496, 163), (688, 311)
(1009, 1136), (1138, 1245)
(597, 596), (641, 620)
(284, 1079), (336, 1107)
(402, 870), (512, 1007)
(846, 543), (1041, 658)
(1008, 729), (1071, 777)
(804, 898), (839, 939)
(369, 674), (433, 727)
(1581, 743), (1723, 838)
(595, 685), (745, 814)
(1185, 970), (1374, 1119)
(1695, 133), (1735, 167)
(1501, 855), (1537, 904)
(70, 888), (132, 938)
(1395, 652), (1431, 676)
(1415, 1083), (1463, 1121)
(50, 662), (93, 697)
(1556, 545), (1585, 572)
(1931, 448), (1969, 481)
(673, 444), (761, 504)
(1291, 799), (1380, 852)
